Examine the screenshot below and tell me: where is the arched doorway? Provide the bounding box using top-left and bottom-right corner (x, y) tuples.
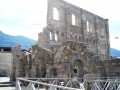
(73, 60), (84, 79)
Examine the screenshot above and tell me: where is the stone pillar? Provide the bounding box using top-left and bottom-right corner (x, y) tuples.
(11, 43), (21, 81)
(94, 17), (99, 56)
(81, 10), (84, 42)
(105, 19), (110, 60)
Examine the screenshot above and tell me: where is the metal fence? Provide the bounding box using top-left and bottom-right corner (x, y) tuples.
(16, 77), (120, 90)
(92, 78), (120, 90)
(16, 78), (85, 90)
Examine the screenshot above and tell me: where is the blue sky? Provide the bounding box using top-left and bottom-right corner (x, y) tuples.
(0, 0), (120, 50)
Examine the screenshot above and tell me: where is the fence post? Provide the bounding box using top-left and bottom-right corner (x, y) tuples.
(16, 79), (21, 90)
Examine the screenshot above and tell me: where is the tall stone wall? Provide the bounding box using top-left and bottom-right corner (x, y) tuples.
(13, 43), (120, 81)
(49, 41), (100, 78)
(13, 0), (120, 82)
(84, 58), (120, 77)
(38, 0), (110, 60)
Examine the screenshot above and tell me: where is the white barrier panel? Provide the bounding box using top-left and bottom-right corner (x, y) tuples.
(0, 77), (10, 82)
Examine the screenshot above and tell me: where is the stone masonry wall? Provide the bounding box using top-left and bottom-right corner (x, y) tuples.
(13, 43), (120, 81)
(51, 41), (99, 78)
(38, 0), (110, 60)
(86, 59), (120, 77)
(14, 45), (53, 79)
(12, 0), (120, 82)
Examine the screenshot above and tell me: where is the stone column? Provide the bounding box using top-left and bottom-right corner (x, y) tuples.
(11, 43), (21, 81)
(105, 19), (110, 60)
(94, 17), (99, 56)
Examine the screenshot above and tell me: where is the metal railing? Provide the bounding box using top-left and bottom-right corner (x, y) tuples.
(16, 78), (85, 90)
(92, 78), (120, 90)
(16, 77), (120, 90)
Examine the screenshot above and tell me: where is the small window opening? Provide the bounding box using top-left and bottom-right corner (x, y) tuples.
(53, 8), (59, 20)
(61, 33), (64, 41)
(72, 14), (75, 25)
(50, 32), (52, 40)
(79, 37), (81, 42)
(61, 33), (64, 37)
(55, 33), (58, 41)
(103, 43), (106, 49)
(93, 40), (95, 46)
(87, 21), (90, 32)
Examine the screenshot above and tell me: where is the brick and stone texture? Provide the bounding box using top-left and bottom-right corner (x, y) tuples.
(12, 0), (120, 82)
(51, 41), (96, 78)
(13, 45), (53, 79)
(38, 0), (110, 61)
(13, 42), (120, 80)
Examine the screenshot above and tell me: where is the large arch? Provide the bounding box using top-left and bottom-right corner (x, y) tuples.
(52, 41), (95, 79)
(69, 51), (85, 80)
(73, 59), (84, 79)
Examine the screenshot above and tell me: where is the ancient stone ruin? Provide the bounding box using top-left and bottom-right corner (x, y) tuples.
(12, 0), (120, 81)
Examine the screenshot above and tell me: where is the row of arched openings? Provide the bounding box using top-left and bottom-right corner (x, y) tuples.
(70, 32), (83, 42)
(50, 31), (64, 41)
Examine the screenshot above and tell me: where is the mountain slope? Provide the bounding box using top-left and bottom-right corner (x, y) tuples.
(0, 31), (120, 57)
(0, 31), (36, 49)
(110, 48), (120, 57)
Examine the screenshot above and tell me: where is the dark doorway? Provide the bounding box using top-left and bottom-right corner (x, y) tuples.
(73, 60), (84, 79)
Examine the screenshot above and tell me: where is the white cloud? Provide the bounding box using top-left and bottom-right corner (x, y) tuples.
(0, 0), (120, 49)
(0, 23), (43, 40)
(110, 35), (120, 50)
(0, 24), (10, 33)
(65, 0), (120, 20)
(0, 0), (47, 40)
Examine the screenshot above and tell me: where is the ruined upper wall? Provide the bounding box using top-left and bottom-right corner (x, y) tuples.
(47, 0), (108, 34)
(38, 0), (110, 60)
(47, 0), (109, 42)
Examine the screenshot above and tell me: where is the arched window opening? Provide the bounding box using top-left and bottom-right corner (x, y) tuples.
(77, 36), (79, 42)
(103, 43), (106, 49)
(87, 21), (90, 32)
(61, 33), (64, 38)
(72, 14), (75, 25)
(73, 60), (84, 78)
(81, 36), (83, 42)
(89, 40), (92, 47)
(101, 54), (103, 59)
(53, 8), (59, 20)
(93, 40), (95, 46)
(101, 28), (106, 36)
(50, 32), (52, 40)
(61, 33), (64, 41)
(101, 54), (106, 60)
(75, 36), (77, 41)
(87, 39), (90, 48)
(55, 33), (58, 41)
(79, 37), (81, 42)
(104, 54), (106, 59)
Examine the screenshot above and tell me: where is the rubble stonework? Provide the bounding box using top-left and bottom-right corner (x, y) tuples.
(13, 45), (53, 79)
(38, 0), (110, 60)
(12, 0), (120, 81)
